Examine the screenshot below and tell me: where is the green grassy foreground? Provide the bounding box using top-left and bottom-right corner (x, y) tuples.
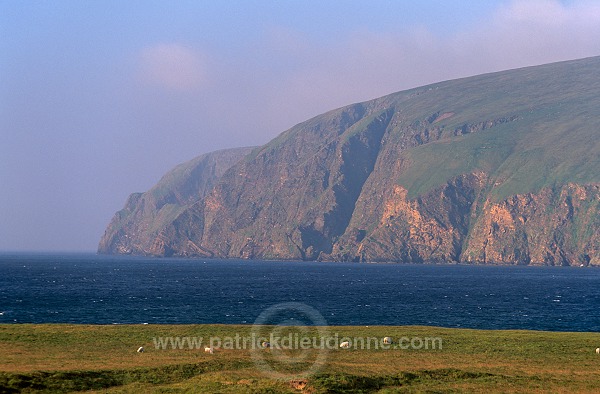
(1, 324), (599, 393)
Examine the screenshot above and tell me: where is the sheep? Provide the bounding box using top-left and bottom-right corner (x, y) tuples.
(383, 337), (393, 345)
(340, 341), (350, 349)
(204, 346), (214, 354)
(261, 341), (270, 348)
(596, 347), (600, 354)
(137, 346), (144, 353)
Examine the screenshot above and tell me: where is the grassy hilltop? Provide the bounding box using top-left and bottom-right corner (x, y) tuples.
(1, 324), (600, 393)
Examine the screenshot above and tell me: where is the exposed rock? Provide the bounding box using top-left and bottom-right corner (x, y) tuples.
(463, 184), (600, 266)
(98, 147), (255, 256)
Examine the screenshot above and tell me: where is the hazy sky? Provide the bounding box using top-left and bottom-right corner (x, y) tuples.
(2, 0), (600, 252)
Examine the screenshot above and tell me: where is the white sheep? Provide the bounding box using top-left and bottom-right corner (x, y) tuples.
(204, 346), (214, 354)
(340, 341), (350, 349)
(383, 337), (393, 345)
(137, 346), (144, 353)
(596, 347), (599, 354)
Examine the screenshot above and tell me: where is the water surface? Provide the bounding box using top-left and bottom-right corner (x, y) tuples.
(1, 253), (599, 331)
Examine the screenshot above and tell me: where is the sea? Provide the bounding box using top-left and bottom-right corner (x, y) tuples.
(1, 253), (599, 332)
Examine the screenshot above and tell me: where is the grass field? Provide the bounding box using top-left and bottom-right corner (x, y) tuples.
(1, 324), (600, 393)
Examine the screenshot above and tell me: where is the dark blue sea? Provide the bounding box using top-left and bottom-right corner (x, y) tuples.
(1, 253), (599, 331)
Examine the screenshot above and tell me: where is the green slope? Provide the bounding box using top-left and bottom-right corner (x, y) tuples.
(393, 56), (600, 200)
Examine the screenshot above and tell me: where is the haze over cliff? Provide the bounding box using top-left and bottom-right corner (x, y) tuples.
(99, 56), (600, 265)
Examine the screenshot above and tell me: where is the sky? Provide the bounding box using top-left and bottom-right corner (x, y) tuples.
(2, 0), (600, 252)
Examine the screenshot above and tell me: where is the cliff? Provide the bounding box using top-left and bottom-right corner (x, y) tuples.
(99, 56), (600, 265)
(98, 147), (255, 255)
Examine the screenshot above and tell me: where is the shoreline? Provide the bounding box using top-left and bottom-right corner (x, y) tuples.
(1, 322), (600, 333)
(3, 251), (600, 267)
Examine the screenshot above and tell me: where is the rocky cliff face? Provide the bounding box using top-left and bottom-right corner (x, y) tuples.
(98, 147), (255, 255)
(332, 177), (600, 266)
(99, 56), (600, 265)
(462, 183), (600, 266)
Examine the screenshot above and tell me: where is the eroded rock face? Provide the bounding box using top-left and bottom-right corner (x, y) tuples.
(462, 184), (600, 266)
(331, 178), (600, 265)
(99, 56), (600, 265)
(98, 147), (255, 256)
(331, 173), (486, 263)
